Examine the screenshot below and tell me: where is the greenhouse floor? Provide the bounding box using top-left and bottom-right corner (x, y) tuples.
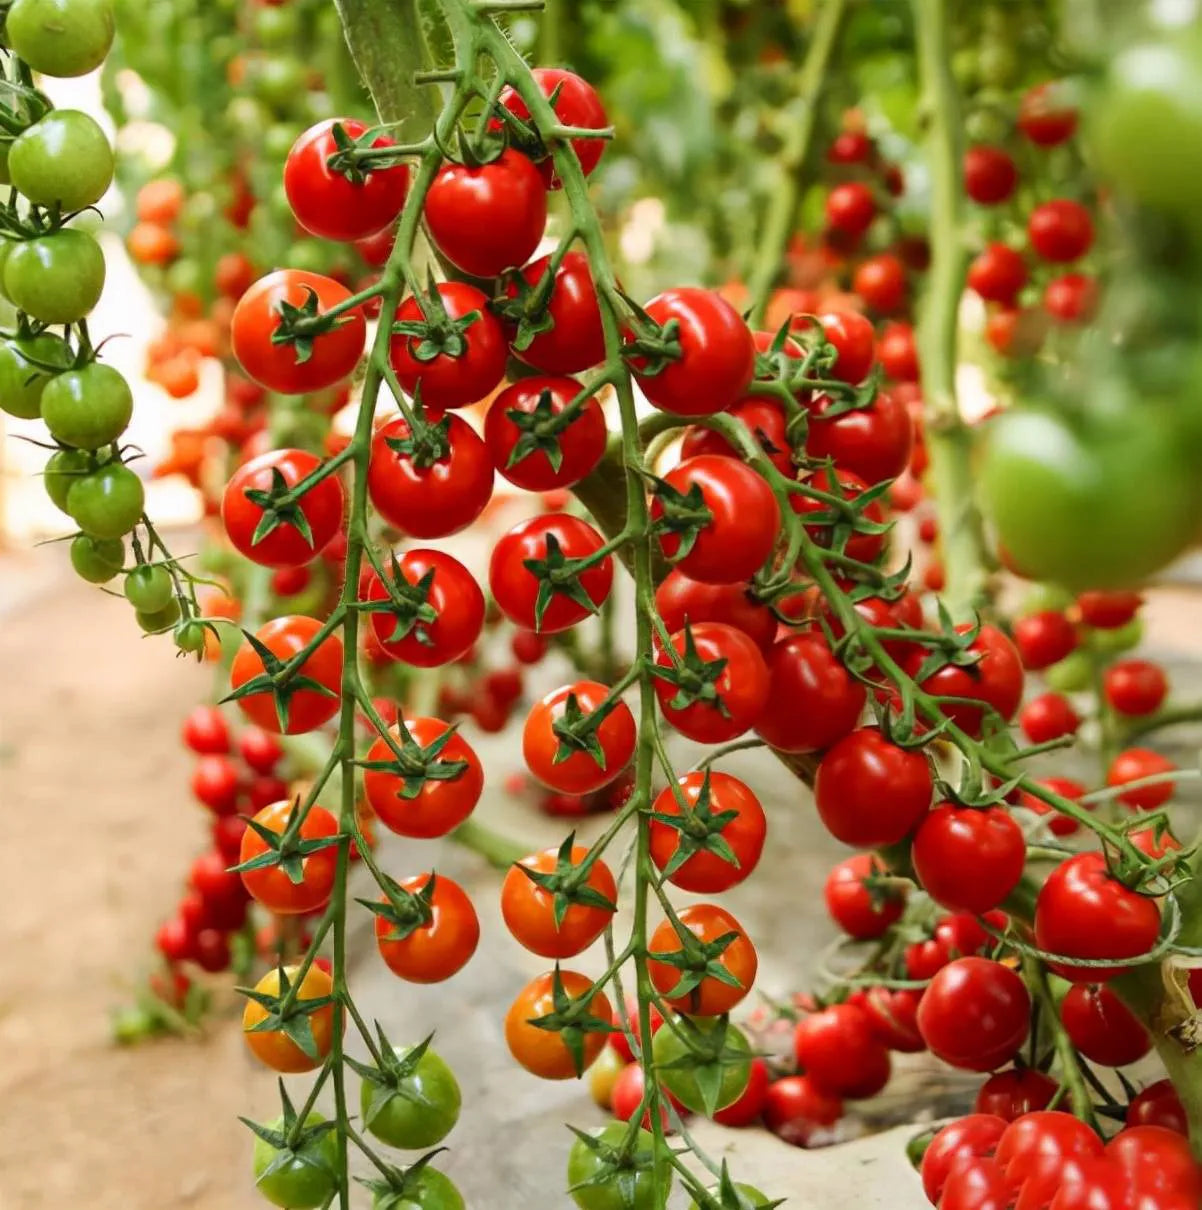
(1, 538), (1198, 1209)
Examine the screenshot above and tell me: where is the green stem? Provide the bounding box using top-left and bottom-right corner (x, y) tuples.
(910, 0), (990, 619)
(746, 0), (848, 327)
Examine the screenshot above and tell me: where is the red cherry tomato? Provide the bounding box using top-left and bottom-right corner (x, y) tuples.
(917, 957), (1030, 1072)
(818, 311), (875, 383)
(1013, 610), (1078, 670)
(921, 1114), (1008, 1204)
(1044, 273), (1098, 323)
(654, 569), (777, 652)
(823, 853), (906, 940)
(1106, 747), (1176, 810)
(1076, 591), (1142, 629)
(805, 387), (913, 486)
(852, 253), (907, 313)
(967, 243), (1028, 306)
(1018, 82), (1078, 146)
(1028, 199), (1094, 263)
(190, 754), (241, 815)
(762, 1075), (843, 1146)
(647, 903), (757, 1016)
(793, 1004), (891, 1099)
(1103, 660), (1168, 718)
(964, 146), (1018, 204)
(1060, 983), (1151, 1067)
(502, 250), (605, 374)
(912, 803), (1026, 915)
(790, 466), (887, 564)
(523, 680), (636, 794)
(1019, 692), (1081, 744)
(712, 1056), (770, 1127)
(496, 68), (608, 188)
(239, 800), (339, 915)
(181, 705), (230, 755)
(973, 1068), (1058, 1121)
(681, 396), (795, 479)
(825, 181), (876, 237)
(876, 323), (920, 382)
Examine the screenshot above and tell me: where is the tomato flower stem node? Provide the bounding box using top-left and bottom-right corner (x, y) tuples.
(359, 871), (439, 942)
(321, 120), (417, 181)
(651, 626), (731, 717)
(239, 966), (336, 1062)
(550, 690), (624, 769)
(355, 1148), (453, 1209)
(270, 287), (356, 362)
(234, 804), (342, 887)
(526, 967), (615, 1076)
(358, 552), (440, 645)
(651, 928), (745, 1003)
(241, 1082), (339, 1176)
(653, 1016), (749, 1117)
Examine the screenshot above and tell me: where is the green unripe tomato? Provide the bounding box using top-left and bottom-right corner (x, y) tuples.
(69, 533), (124, 583)
(251, 1113), (338, 1209)
(1089, 32), (1202, 215)
(264, 122), (299, 161)
(1019, 584), (1075, 616)
(567, 1122), (671, 1210)
(370, 1167), (465, 1210)
(67, 462), (144, 538)
(652, 1018), (752, 1114)
(135, 599), (181, 633)
(1089, 617), (1144, 654)
(40, 363), (133, 449)
(174, 619), (209, 654)
(5, 0), (115, 77)
(976, 40), (1019, 89)
(165, 257), (204, 300)
(284, 238), (330, 275)
(4, 229), (106, 323)
(1044, 650), (1093, 694)
(360, 1043), (461, 1150)
(253, 57), (307, 112)
(44, 447), (94, 512)
(0, 331), (72, 420)
(255, 4), (299, 46)
(124, 564), (174, 613)
(9, 109), (114, 210)
(688, 1183), (774, 1210)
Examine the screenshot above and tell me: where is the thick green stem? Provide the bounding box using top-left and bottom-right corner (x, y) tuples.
(745, 0), (848, 326)
(910, 0), (990, 619)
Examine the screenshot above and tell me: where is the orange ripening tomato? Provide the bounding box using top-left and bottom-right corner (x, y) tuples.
(127, 222), (180, 265)
(242, 964), (339, 1073)
(374, 872), (480, 983)
(501, 845), (617, 958)
(505, 969), (613, 1079)
(647, 903), (758, 1016)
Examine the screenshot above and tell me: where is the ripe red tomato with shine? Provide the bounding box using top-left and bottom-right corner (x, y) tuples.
(1034, 852), (1161, 982)
(1013, 610), (1078, 670)
(967, 243), (1028, 305)
(876, 323), (920, 382)
(484, 376), (606, 491)
(232, 271), (366, 394)
(182, 705), (230, 755)
(905, 624), (1024, 737)
(1103, 660), (1168, 718)
(1107, 1125), (1202, 1204)
(921, 1114), (1008, 1204)
(794, 1004), (891, 1099)
(1060, 983), (1151, 1067)
(1018, 82), (1078, 146)
(363, 718), (483, 838)
(813, 728), (932, 847)
(994, 1111), (1103, 1202)
(489, 514), (613, 634)
(791, 466), (887, 564)
(229, 615), (343, 734)
(362, 549), (484, 667)
(654, 622), (770, 744)
(284, 119), (409, 241)
(818, 311), (875, 383)
(1128, 1080), (1187, 1135)
(912, 804), (1026, 914)
(374, 872), (479, 982)
(805, 387), (913, 486)
(1106, 747), (1176, 810)
(424, 149), (547, 278)
(1019, 692), (1081, 744)
(755, 630), (865, 753)
(823, 854), (905, 940)
(654, 569), (777, 653)
(190, 754), (241, 815)
(917, 957), (1030, 1072)
(648, 771), (767, 893)
(852, 253), (907, 313)
(222, 449), (345, 569)
(651, 455), (779, 585)
(631, 288), (755, 416)
(1044, 273), (1098, 323)
(762, 1075), (843, 1146)
(496, 68), (608, 188)
(647, 903), (757, 1016)
(239, 800), (339, 915)
(964, 145), (1018, 204)
(389, 283), (507, 409)
(825, 181), (876, 236)
(501, 844), (617, 959)
(973, 1068), (1058, 1121)
(523, 680), (636, 794)
(503, 250), (605, 374)
(681, 396), (795, 478)
(367, 413), (494, 538)
(1028, 199), (1094, 263)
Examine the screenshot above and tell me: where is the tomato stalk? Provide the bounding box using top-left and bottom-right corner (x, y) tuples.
(744, 0), (848, 328)
(910, 0), (992, 619)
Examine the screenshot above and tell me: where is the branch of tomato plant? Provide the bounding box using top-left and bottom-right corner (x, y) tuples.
(910, 0), (993, 620)
(744, 0), (849, 328)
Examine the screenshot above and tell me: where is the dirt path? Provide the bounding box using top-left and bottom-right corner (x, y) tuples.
(0, 548), (269, 1210)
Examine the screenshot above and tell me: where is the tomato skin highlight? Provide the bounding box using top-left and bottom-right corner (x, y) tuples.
(917, 957), (1030, 1072)
(229, 615), (343, 735)
(921, 1113), (1008, 1204)
(648, 771), (767, 893)
(363, 718), (483, 838)
(223, 449), (345, 569)
(367, 413), (494, 538)
(911, 804), (1026, 915)
(632, 288), (756, 417)
(232, 270), (366, 394)
(284, 118), (409, 241)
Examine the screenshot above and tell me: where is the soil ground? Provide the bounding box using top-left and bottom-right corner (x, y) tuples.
(2, 538), (1199, 1209)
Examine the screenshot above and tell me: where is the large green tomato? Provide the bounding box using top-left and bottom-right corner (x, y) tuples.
(0, 332), (72, 420)
(4, 230), (106, 324)
(251, 1112), (338, 1209)
(688, 1184), (774, 1210)
(371, 1167), (465, 1210)
(40, 363), (132, 450)
(567, 1122), (671, 1210)
(981, 408), (1202, 590)
(1089, 31), (1202, 215)
(651, 1018), (751, 1115)
(66, 463), (144, 538)
(360, 1042), (461, 1150)
(5, 0), (115, 77)
(9, 109), (114, 210)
